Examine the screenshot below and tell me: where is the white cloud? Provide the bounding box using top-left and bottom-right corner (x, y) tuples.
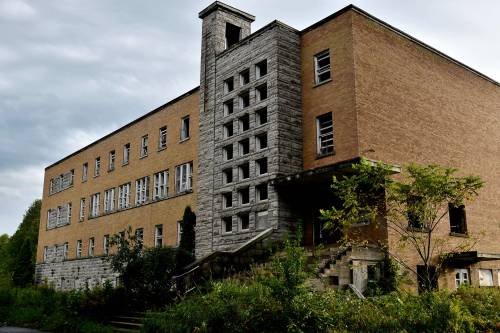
(0, 0), (35, 20)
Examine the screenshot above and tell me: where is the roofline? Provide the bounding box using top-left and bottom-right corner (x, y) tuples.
(45, 86), (200, 170)
(199, 1), (255, 21)
(301, 4), (500, 88)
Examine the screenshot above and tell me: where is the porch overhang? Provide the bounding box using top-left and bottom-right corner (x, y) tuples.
(444, 251), (500, 266)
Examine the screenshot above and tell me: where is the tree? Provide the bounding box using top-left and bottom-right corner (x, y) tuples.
(8, 199), (41, 286)
(321, 159), (483, 292)
(0, 234), (11, 287)
(175, 206), (196, 271)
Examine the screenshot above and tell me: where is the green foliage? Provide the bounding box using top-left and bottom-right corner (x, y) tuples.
(109, 227), (178, 309)
(0, 234), (11, 288)
(6, 199), (41, 287)
(0, 285), (113, 332)
(175, 206), (196, 271)
(321, 159), (484, 292)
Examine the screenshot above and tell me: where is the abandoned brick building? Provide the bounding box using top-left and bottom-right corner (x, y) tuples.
(36, 2), (500, 292)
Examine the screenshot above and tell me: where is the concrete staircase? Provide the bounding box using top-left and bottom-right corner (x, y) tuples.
(107, 313), (144, 333)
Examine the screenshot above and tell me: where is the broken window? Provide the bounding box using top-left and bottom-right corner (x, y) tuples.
(314, 49), (331, 84)
(238, 114), (250, 132)
(123, 143), (130, 165)
(135, 176), (150, 205)
(225, 22), (241, 49)
(118, 183), (131, 209)
(223, 144), (233, 161)
(104, 188), (115, 213)
(159, 126), (167, 149)
(238, 187), (250, 205)
(82, 163), (88, 182)
(479, 269), (493, 286)
(90, 193), (100, 217)
(256, 107), (268, 125)
(79, 198), (85, 222)
(175, 162), (193, 193)
(223, 121), (234, 138)
(255, 59), (267, 79)
(94, 157), (101, 177)
(316, 112), (334, 156)
(154, 170), (169, 199)
(109, 150), (116, 170)
(256, 157), (268, 175)
(255, 83), (268, 102)
(224, 77), (234, 94)
(223, 99), (234, 116)
(155, 225), (163, 247)
(449, 203), (467, 234)
(239, 68), (250, 86)
(180, 116), (190, 140)
(239, 91), (250, 109)
(455, 268), (469, 287)
(222, 192), (233, 208)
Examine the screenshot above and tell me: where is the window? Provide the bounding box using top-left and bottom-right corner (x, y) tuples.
(82, 163), (88, 182)
(256, 157), (268, 175)
(239, 69), (250, 86)
(225, 22), (241, 49)
(154, 170), (169, 200)
(175, 162), (193, 193)
(118, 183), (131, 209)
(140, 135), (148, 158)
(449, 204), (467, 234)
(222, 192), (233, 208)
(239, 91), (250, 109)
(479, 269), (493, 286)
(76, 240), (82, 258)
(417, 265), (437, 293)
(256, 183), (268, 201)
(256, 211), (269, 230)
(238, 163), (250, 180)
(256, 132), (268, 150)
(223, 77), (234, 93)
(49, 171), (74, 194)
(109, 150), (116, 171)
(223, 121), (234, 138)
(79, 198), (85, 222)
(104, 188), (115, 213)
(316, 113), (334, 156)
(88, 238), (95, 257)
(123, 143), (130, 165)
(314, 50), (331, 84)
(238, 114), (250, 132)
(222, 216), (232, 234)
(180, 116), (190, 140)
(43, 246), (48, 262)
(256, 107), (268, 125)
(239, 213), (250, 231)
(407, 196), (424, 229)
(255, 83), (267, 102)
(103, 235), (110, 256)
(159, 126), (167, 150)
(177, 221), (183, 246)
(223, 99), (234, 116)
(94, 157), (101, 176)
(455, 268), (469, 287)
(222, 168), (233, 185)
(63, 243), (69, 260)
(255, 59), (267, 79)
(90, 193), (100, 217)
(238, 187), (250, 205)
(155, 225), (163, 247)
(223, 144), (233, 161)
(135, 228), (144, 245)
(239, 138), (250, 156)
(135, 176), (150, 205)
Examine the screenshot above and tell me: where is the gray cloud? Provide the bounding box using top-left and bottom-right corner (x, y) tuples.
(0, 0), (498, 235)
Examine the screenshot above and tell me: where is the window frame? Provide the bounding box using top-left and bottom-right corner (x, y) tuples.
(123, 143), (131, 165)
(316, 112), (334, 156)
(108, 150), (116, 171)
(140, 135), (149, 158)
(180, 116), (190, 141)
(79, 198), (85, 222)
(155, 224), (164, 247)
(175, 162), (193, 193)
(94, 157), (101, 177)
(154, 170), (169, 200)
(135, 176), (150, 205)
(314, 49), (331, 85)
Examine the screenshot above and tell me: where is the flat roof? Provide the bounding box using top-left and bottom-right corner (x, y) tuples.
(45, 86), (199, 170)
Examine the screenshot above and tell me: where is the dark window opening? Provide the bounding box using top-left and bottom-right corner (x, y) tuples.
(223, 121), (234, 138)
(223, 144), (233, 161)
(223, 99), (234, 116)
(256, 183), (268, 201)
(239, 138), (250, 156)
(239, 187), (250, 205)
(223, 168), (233, 184)
(224, 77), (234, 93)
(256, 83), (267, 102)
(256, 107), (268, 125)
(239, 91), (250, 108)
(256, 157), (268, 175)
(417, 265), (438, 294)
(407, 196), (424, 229)
(256, 132), (268, 150)
(239, 213), (250, 230)
(239, 162), (250, 180)
(225, 22), (241, 49)
(239, 69), (250, 86)
(223, 216), (232, 233)
(222, 192), (232, 208)
(256, 59), (267, 78)
(449, 203), (467, 234)
(239, 114), (250, 132)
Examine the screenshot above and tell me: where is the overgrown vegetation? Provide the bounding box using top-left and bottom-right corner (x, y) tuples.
(320, 160), (484, 292)
(175, 206), (196, 271)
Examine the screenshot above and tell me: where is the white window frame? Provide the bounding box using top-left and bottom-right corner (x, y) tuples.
(223, 192), (232, 208)
(88, 238), (95, 257)
(239, 68), (249, 86)
(76, 240), (82, 258)
(255, 59), (267, 79)
(180, 116), (190, 141)
(155, 225), (163, 247)
(176, 221), (182, 246)
(109, 151), (116, 170)
(140, 135), (148, 158)
(455, 268), (469, 287)
(90, 193), (100, 218)
(118, 183), (131, 209)
(103, 235), (110, 256)
(104, 188), (115, 213)
(175, 162), (193, 193)
(223, 99), (233, 116)
(479, 269), (494, 286)
(43, 246), (48, 262)
(82, 163), (88, 182)
(63, 242), (69, 260)
(79, 198), (85, 222)
(159, 126), (167, 149)
(135, 176), (150, 205)
(123, 143), (130, 165)
(223, 145), (233, 161)
(94, 157), (101, 176)
(154, 170), (169, 200)
(316, 113), (334, 156)
(238, 214), (250, 231)
(314, 50), (331, 84)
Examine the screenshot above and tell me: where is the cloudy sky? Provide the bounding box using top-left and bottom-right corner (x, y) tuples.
(0, 0), (499, 236)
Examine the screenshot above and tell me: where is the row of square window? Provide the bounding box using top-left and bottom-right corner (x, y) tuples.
(50, 117), (190, 193)
(221, 182), (268, 209)
(222, 133), (268, 162)
(47, 163), (192, 228)
(222, 83), (268, 114)
(222, 157), (268, 185)
(221, 210), (269, 234)
(43, 225), (167, 261)
(223, 59), (268, 95)
(222, 109), (268, 139)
